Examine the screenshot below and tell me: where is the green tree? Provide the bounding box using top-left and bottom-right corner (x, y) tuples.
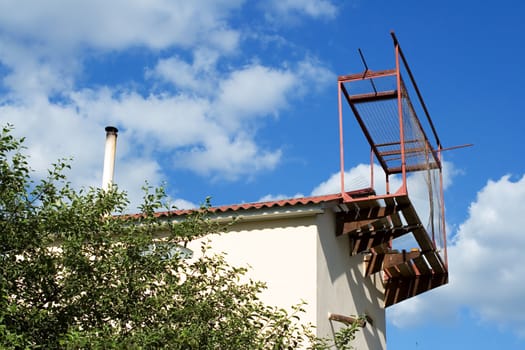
(0, 125), (359, 349)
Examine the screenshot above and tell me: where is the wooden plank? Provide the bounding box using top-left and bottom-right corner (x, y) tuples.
(384, 278), (413, 306)
(340, 205), (401, 225)
(384, 279), (399, 307)
(397, 278), (413, 304)
(412, 227), (435, 252)
(372, 243), (389, 254)
(396, 262), (414, 277)
(342, 219), (375, 235)
(384, 197), (403, 227)
(342, 215), (391, 235)
(336, 198), (382, 236)
(351, 227), (400, 255)
(370, 217), (390, 231)
(414, 275), (432, 296)
(383, 250), (420, 269)
(395, 196), (434, 252)
(350, 233), (364, 255)
(412, 256), (431, 275)
(431, 274), (448, 289)
(369, 231), (392, 251)
(386, 265), (401, 278)
(424, 251), (446, 274)
(409, 275), (420, 298)
(384, 272), (449, 307)
(365, 253), (385, 277)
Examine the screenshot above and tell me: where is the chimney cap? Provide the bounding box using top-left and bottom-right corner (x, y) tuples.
(105, 126), (118, 133)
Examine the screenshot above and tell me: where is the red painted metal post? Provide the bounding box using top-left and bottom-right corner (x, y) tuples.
(370, 148), (374, 191)
(438, 147), (448, 268)
(338, 81), (346, 198)
(395, 42), (407, 194)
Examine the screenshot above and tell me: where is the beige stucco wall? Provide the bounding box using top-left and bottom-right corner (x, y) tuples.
(188, 214), (319, 326)
(187, 205), (386, 349)
(315, 208), (386, 350)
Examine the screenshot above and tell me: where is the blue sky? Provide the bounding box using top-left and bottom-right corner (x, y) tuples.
(1, 1), (524, 348)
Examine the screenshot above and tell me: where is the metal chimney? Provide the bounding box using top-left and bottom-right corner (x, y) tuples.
(102, 126), (118, 191)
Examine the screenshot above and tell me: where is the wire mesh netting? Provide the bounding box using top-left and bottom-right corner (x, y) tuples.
(343, 73), (445, 258)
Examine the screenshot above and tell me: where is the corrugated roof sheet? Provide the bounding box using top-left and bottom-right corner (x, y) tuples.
(152, 188), (375, 218)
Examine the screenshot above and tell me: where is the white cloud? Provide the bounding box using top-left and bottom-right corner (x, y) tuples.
(268, 0), (338, 19)
(175, 132), (282, 180)
(257, 193), (305, 202)
(147, 48), (220, 94)
(310, 163), (402, 196)
(0, 0), (242, 52)
(0, 1), (243, 99)
(0, 0), (336, 208)
(389, 174), (525, 337)
(171, 198), (198, 210)
(215, 64), (295, 130)
(141, 57), (334, 178)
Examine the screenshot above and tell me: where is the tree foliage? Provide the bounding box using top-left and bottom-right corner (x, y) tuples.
(0, 125), (360, 349)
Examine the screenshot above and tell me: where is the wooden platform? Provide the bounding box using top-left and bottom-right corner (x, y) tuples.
(336, 194), (448, 307)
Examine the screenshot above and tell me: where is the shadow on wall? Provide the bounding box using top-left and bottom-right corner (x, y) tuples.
(317, 209), (386, 349)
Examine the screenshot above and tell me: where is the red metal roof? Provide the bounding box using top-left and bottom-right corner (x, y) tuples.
(152, 188), (375, 218)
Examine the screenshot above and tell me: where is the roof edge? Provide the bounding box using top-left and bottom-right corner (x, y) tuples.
(149, 187), (375, 219)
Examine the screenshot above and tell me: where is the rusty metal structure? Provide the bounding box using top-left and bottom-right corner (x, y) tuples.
(336, 32), (448, 306)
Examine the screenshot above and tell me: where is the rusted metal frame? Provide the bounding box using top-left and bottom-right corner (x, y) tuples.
(391, 31), (442, 149)
(348, 90), (397, 103)
(338, 81), (348, 200)
(383, 157), (440, 173)
(338, 68), (397, 82)
(438, 150), (448, 268)
(387, 163), (440, 174)
(341, 204), (407, 223)
(370, 148), (374, 190)
(358, 48), (378, 95)
(381, 149), (440, 163)
(340, 83), (390, 175)
(395, 196), (434, 252)
(439, 143), (474, 152)
(375, 139), (420, 148)
(379, 145), (433, 157)
(342, 192), (404, 207)
(399, 78), (441, 169)
(395, 40), (408, 194)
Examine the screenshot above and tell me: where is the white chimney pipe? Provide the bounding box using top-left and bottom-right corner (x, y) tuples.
(102, 126), (118, 191)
